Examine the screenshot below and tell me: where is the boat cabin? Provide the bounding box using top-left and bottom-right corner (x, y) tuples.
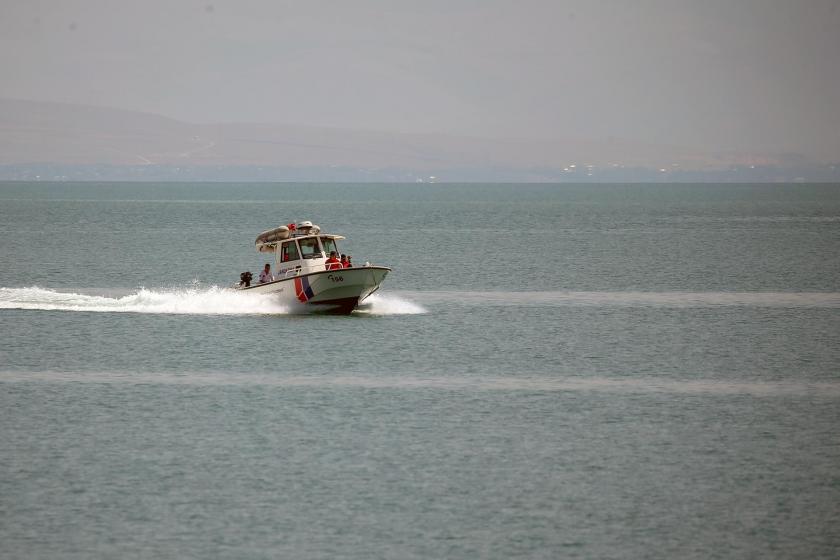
(254, 221), (344, 278)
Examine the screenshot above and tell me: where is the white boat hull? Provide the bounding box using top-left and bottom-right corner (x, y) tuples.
(237, 266), (390, 314)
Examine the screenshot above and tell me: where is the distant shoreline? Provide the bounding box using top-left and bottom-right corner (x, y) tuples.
(1, 164), (838, 184)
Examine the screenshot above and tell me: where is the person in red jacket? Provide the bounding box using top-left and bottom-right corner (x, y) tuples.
(325, 251), (342, 270)
(340, 254), (349, 268)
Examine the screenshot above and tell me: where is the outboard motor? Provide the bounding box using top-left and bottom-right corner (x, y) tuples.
(239, 271), (253, 287)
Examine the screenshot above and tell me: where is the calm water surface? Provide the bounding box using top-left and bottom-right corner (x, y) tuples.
(1, 182), (839, 559)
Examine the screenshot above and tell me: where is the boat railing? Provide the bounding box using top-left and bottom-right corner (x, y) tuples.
(280, 268), (302, 279)
(276, 263), (366, 278)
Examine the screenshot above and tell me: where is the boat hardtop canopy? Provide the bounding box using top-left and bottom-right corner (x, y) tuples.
(255, 221), (344, 253)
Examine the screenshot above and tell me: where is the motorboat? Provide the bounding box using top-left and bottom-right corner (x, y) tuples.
(235, 221), (390, 314)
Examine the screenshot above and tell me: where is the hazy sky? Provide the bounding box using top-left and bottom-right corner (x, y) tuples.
(2, 0), (839, 160)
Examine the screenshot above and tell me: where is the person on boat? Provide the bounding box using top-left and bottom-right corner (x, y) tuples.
(340, 254), (348, 268)
(259, 263), (274, 283)
(325, 251), (342, 270)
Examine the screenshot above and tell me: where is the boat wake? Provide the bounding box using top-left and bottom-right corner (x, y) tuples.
(397, 290), (840, 308)
(357, 293), (426, 315)
(2, 370), (838, 397)
(0, 286), (425, 316)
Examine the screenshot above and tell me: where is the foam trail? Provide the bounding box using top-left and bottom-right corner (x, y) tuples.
(399, 290), (840, 308)
(2, 371), (838, 397)
(356, 292), (426, 315)
(0, 286), (290, 315)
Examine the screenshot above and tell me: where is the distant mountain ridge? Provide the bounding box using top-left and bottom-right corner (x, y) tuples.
(1, 99), (835, 182)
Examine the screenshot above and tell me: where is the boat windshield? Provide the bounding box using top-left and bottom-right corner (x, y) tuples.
(321, 236), (339, 256)
(299, 237), (322, 259)
(280, 240), (300, 262)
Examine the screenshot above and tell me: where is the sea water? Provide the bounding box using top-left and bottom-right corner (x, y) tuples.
(1, 182), (839, 559)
